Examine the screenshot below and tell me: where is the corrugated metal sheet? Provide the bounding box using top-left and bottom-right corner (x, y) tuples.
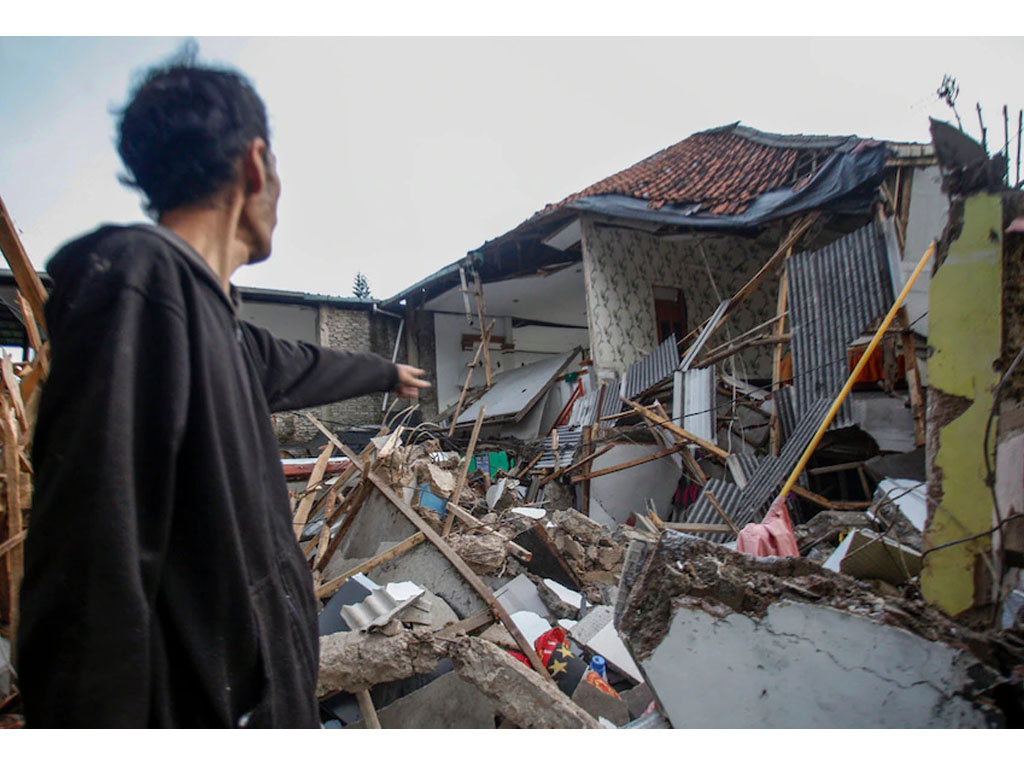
(682, 366), (716, 445)
(680, 300), (729, 372)
(599, 378), (623, 427)
(568, 389), (601, 428)
(774, 386), (798, 445)
(623, 333), (679, 401)
(788, 222), (895, 428)
(535, 426), (583, 469)
(727, 452), (763, 489)
(673, 397), (830, 542)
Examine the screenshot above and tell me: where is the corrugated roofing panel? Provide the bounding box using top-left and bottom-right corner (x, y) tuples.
(682, 366), (716, 446)
(623, 333), (678, 401)
(788, 222), (895, 428)
(535, 426), (583, 470)
(680, 300), (729, 372)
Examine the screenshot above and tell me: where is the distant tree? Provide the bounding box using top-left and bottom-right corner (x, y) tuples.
(352, 272), (372, 299)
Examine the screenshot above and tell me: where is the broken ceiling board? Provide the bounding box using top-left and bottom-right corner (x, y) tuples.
(874, 478), (928, 532)
(569, 605), (644, 684)
(680, 299), (729, 372)
(788, 221), (896, 428)
(494, 574), (550, 619)
(457, 348), (580, 425)
(922, 194), (1003, 616)
(681, 365), (716, 448)
(619, 533), (1003, 728)
(850, 391), (917, 454)
(622, 333), (679, 401)
(834, 528), (922, 585)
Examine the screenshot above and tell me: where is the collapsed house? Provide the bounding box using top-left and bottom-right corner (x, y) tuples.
(1, 118), (1023, 728)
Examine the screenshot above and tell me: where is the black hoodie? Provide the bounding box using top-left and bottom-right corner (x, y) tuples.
(17, 225), (398, 727)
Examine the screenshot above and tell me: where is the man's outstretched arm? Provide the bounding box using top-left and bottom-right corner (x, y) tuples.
(238, 320), (428, 413)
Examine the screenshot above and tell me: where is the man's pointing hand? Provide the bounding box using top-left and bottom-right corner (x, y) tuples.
(394, 364), (431, 399)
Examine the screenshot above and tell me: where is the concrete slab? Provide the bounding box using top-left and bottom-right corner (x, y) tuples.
(346, 672), (498, 729)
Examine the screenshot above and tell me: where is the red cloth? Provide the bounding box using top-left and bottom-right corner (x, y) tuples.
(736, 496), (800, 557)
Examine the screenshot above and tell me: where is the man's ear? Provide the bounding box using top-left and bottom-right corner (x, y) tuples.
(242, 138), (269, 196)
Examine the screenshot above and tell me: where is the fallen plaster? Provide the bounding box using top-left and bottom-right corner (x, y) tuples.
(923, 194), (1003, 616)
(618, 533), (1005, 728)
(318, 629), (600, 729)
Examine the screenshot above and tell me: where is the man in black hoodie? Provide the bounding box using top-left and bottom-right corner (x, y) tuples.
(16, 57), (429, 727)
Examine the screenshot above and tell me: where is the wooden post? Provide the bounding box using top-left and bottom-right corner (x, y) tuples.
(356, 689), (382, 729)
(580, 425), (593, 515)
(448, 319), (495, 437)
(292, 442), (334, 539)
(769, 265), (789, 456)
(443, 406), (486, 536)
(0, 193), (48, 335)
(2, 402), (23, 642)
(473, 272), (492, 388)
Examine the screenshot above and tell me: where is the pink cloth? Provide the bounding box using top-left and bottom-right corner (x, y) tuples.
(736, 496), (800, 557)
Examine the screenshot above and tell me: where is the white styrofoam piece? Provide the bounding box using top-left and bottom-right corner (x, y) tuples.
(875, 478), (927, 532)
(509, 610), (553, 647)
(385, 581), (426, 602)
(542, 578), (583, 609)
(822, 531), (857, 572)
(510, 506), (546, 520)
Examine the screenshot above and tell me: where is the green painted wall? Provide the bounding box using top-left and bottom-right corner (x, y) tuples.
(922, 194), (1002, 616)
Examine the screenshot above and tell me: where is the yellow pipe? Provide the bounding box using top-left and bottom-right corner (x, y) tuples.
(776, 240), (936, 501)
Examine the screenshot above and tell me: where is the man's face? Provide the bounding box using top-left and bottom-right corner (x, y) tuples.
(247, 147), (281, 264)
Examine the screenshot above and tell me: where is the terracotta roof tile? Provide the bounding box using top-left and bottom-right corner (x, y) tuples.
(541, 126), (808, 217)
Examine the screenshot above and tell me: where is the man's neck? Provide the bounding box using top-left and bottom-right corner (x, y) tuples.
(158, 202), (249, 294)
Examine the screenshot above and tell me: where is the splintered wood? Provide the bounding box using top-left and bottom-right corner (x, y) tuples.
(0, 192), (49, 640)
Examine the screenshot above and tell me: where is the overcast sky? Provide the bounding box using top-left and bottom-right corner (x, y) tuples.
(1, 36), (1021, 300)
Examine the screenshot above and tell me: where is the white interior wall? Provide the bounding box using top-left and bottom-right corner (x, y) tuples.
(902, 165), (948, 339)
(588, 444), (681, 525)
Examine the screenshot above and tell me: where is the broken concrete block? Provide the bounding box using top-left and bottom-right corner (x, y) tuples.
(479, 624), (518, 650)
(426, 463), (456, 496)
(823, 528), (922, 585)
(537, 578), (584, 620)
(618, 532), (1005, 728)
(622, 683), (655, 720)
(553, 508), (605, 546)
(448, 531), (507, 574)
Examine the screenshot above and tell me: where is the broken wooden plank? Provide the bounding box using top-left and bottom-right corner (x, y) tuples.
(570, 442), (686, 483)
(15, 291), (42, 353)
(292, 442), (334, 539)
(443, 406), (485, 537)
(770, 266), (789, 456)
(2, 403), (23, 641)
(355, 689), (381, 729)
(513, 449), (543, 479)
(624, 398), (729, 460)
(473, 272), (492, 388)
(308, 414), (551, 679)
(0, 529), (27, 559)
(703, 488), (740, 533)
(663, 522), (733, 534)
(0, 193), (48, 335)
(317, 532), (427, 600)
(447, 609), (494, 635)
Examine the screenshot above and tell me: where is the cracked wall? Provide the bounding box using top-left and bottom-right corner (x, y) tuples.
(617, 533), (1003, 728)
(923, 194), (1003, 617)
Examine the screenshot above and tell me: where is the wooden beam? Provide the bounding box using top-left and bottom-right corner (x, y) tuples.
(0, 193), (48, 335)
(314, 479), (373, 572)
(473, 272), (492, 388)
(292, 442), (334, 539)
(695, 334), (790, 369)
(445, 609), (494, 636)
(512, 449), (543, 479)
(16, 291), (42, 353)
(0, 529), (27, 559)
(355, 689), (382, 729)
(443, 406), (485, 536)
(308, 414), (551, 680)
(316, 532), (427, 599)
(570, 442), (685, 482)
(2, 403), (23, 643)
(624, 398), (729, 460)
(703, 489), (740, 533)
(807, 460), (867, 476)
(663, 522), (734, 534)
(769, 265), (789, 456)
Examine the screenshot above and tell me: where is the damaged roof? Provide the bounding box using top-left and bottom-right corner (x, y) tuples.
(542, 123), (861, 217)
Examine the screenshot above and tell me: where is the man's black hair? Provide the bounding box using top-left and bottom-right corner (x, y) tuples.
(117, 50), (270, 216)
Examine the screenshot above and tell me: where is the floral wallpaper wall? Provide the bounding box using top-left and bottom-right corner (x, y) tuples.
(580, 217), (780, 380)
